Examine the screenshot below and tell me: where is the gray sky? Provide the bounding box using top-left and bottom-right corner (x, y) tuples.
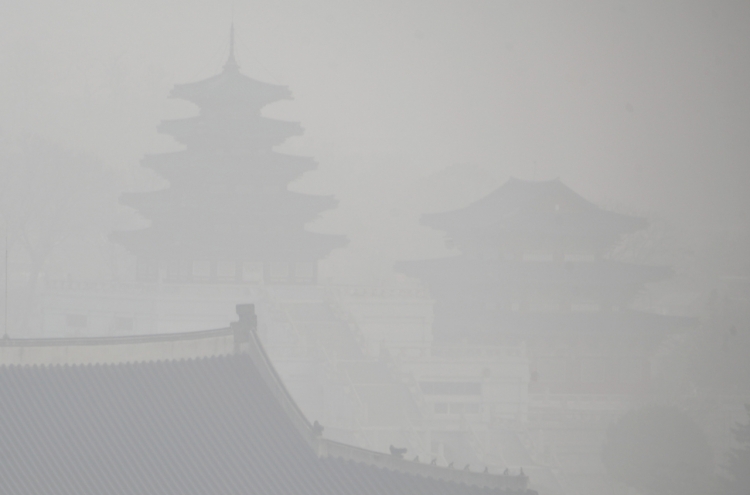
(1, 0), (748, 277)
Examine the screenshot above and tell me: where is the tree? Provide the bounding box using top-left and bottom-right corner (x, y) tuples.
(601, 405), (714, 495)
(0, 134), (121, 331)
(718, 404), (750, 495)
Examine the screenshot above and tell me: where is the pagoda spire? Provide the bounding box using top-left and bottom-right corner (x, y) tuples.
(113, 21), (347, 284)
(224, 22), (239, 71)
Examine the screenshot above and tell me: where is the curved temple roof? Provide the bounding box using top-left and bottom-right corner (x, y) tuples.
(422, 177), (648, 242)
(112, 28), (346, 266)
(0, 305), (534, 495)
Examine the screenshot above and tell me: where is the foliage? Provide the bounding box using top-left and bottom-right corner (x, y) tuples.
(687, 289), (750, 396)
(601, 405), (713, 495)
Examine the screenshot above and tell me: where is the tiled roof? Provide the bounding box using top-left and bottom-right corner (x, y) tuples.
(170, 63), (292, 109)
(0, 306), (535, 495)
(421, 177), (647, 239)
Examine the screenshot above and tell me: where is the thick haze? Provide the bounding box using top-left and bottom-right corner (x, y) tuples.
(1, 4), (749, 494)
(1, 0), (749, 279)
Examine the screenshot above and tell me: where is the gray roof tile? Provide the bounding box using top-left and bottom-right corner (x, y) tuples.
(0, 344), (534, 494)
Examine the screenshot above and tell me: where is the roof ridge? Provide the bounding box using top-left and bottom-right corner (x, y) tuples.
(0, 305), (533, 493)
(237, 304), (530, 491)
(0, 326), (234, 348)
(318, 438), (529, 490)
(0, 354), (234, 370)
(0, 326), (241, 367)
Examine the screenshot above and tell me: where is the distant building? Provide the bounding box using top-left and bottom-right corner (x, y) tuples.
(37, 30), (456, 475)
(397, 177), (695, 495)
(112, 27), (345, 286)
(398, 177), (690, 395)
(0, 304), (535, 495)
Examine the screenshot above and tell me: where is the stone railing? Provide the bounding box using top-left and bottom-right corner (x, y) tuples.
(43, 280), (430, 299)
(44, 279), (265, 296)
(44, 280), (144, 293)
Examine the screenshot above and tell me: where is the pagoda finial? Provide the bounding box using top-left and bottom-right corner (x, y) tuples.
(224, 22), (239, 71)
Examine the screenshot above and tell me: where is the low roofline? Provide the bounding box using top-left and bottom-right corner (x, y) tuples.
(0, 325), (243, 367)
(0, 305), (529, 492)
(318, 439), (529, 490)
(238, 305), (529, 491)
(0, 326), (234, 348)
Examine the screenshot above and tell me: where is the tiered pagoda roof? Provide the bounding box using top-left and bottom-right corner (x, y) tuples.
(396, 178), (683, 344)
(421, 178), (647, 254)
(113, 28), (345, 267)
(0, 305), (535, 495)
(403, 256), (671, 299)
(399, 178), (669, 296)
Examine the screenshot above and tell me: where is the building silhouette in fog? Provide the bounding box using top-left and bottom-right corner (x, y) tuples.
(112, 27), (345, 286)
(40, 29), (527, 493)
(35, 26), (702, 495)
(399, 177), (689, 392)
(99, 28), (453, 478)
(397, 177), (694, 494)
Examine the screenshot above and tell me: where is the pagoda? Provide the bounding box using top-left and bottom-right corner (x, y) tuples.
(113, 27), (345, 285)
(397, 177), (692, 396)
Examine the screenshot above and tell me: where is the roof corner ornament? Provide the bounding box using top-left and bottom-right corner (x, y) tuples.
(312, 420), (324, 437)
(232, 304), (256, 351)
(235, 304), (257, 330)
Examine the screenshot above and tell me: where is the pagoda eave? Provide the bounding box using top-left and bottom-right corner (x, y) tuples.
(396, 256), (673, 289)
(119, 189), (338, 226)
(141, 151), (317, 183)
(422, 178), (647, 242)
(433, 310), (696, 343)
(170, 69), (292, 109)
